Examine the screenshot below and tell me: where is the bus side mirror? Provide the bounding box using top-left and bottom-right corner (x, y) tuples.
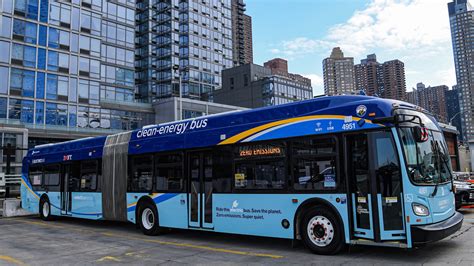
(413, 126), (428, 142)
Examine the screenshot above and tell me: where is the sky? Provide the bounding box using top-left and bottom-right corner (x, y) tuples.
(246, 0), (456, 96)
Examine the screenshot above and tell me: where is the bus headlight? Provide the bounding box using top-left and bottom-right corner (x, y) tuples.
(412, 203), (430, 216)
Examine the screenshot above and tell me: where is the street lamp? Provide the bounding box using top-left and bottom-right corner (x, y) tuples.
(172, 65), (182, 120)
(449, 111), (466, 126)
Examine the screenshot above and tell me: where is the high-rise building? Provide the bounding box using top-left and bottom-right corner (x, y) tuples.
(231, 0), (252, 65)
(214, 62), (312, 108)
(406, 82), (448, 123)
(136, 0), (234, 102)
(448, 0), (474, 167)
(354, 54), (406, 101)
(354, 54), (382, 96)
(382, 60), (406, 101)
(445, 86), (463, 140)
(322, 47), (355, 95)
(0, 0), (153, 149)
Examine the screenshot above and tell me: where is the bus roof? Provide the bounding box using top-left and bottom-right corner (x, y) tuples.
(26, 95), (417, 164)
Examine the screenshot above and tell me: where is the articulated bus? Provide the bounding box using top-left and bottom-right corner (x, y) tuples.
(21, 95), (463, 255)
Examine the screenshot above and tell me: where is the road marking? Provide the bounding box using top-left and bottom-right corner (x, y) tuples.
(14, 218), (284, 259)
(0, 255), (26, 265)
(96, 256), (121, 262)
(101, 232), (284, 259)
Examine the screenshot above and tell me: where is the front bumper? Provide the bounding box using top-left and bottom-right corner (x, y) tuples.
(411, 211), (463, 245)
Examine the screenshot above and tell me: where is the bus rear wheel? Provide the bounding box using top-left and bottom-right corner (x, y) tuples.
(138, 201), (162, 236)
(301, 207), (344, 255)
(39, 198), (53, 221)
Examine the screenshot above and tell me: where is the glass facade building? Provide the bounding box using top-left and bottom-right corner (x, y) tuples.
(448, 0), (474, 142)
(0, 0), (153, 145)
(136, 0), (234, 102)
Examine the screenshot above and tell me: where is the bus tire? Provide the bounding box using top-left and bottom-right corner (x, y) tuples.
(39, 197), (53, 221)
(137, 201), (162, 236)
(301, 207), (344, 255)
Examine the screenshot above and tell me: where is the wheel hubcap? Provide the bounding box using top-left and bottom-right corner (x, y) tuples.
(142, 208), (155, 230)
(307, 215), (334, 247)
(43, 202), (49, 217)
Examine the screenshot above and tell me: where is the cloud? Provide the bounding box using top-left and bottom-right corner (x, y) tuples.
(325, 0), (451, 58)
(269, 0), (456, 88)
(270, 37), (331, 58)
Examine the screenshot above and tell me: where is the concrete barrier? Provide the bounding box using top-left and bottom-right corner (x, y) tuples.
(2, 199), (34, 218)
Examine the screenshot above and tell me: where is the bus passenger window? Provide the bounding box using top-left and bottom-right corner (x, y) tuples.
(129, 155), (153, 192)
(44, 165), (60, 187)
(29, 166), (43, 187)
(234, 142), (286, 190)
(212, 147), (233, 193)
(292, 138), (338, 190)
(80, 160), (99, 191)
(155, 153), (183, 191)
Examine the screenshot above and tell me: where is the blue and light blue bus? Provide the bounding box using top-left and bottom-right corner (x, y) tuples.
(21, 95), (463, 255)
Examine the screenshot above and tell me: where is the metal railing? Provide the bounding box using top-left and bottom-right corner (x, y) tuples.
(1, 174), (21, 198)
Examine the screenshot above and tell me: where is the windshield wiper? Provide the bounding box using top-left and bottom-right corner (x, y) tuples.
(437, 142), (454, 192)
(431, 140), (441, 197)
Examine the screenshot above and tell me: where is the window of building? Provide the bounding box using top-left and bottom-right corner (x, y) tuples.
(38, 25), (47, 46)
(39, 0), (48, 22)
(0, 97), (7, 119)
(69, 77), (77, 103)
(35, 101), (44, 124)
(234, 142), (286, 190)
(45, 102), (58, 125)
(10, 68), (35, 97)
(48, 27), (59, 48)
(57, 76), (68, 101)
(129, 155), (153, 192)
(37, 48), (46, 69)
(14, 0), (38, 20)
(0, 67), (8, 95)
(68, 105), (76, 127)
(48, 50), (58, 71)
(21, 100), (34, 123)
(292, 137), (339, 191)
(155, 153), (183, 191)
(46, 74), (58, 100)
(11, 43), (36, 68)
(8, 98), (21, 120)
(36, 72), (45, 98)
(0, 41), (9, 63)
(1, 16), (12, 38)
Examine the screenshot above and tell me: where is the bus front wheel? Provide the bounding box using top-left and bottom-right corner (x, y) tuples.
(39, 197), (53, 221)
(137, 201), (162, 236)
(301, 207), (344, 255)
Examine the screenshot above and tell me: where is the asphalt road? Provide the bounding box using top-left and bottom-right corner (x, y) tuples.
(0, 209), (473, 265)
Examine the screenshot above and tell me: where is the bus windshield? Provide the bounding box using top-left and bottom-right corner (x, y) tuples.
(396, 110), (452, 186)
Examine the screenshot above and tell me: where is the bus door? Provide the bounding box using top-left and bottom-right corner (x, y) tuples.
(60, 164), (72, 215)
(346, 131), (405, 242)
(188, 151), (214, 229)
